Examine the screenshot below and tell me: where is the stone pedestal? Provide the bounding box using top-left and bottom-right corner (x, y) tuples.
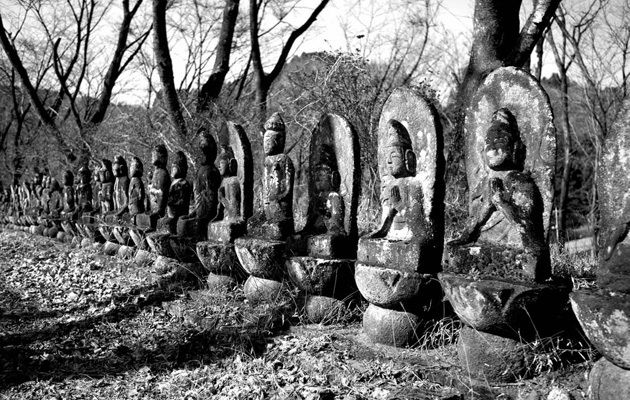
(207, 220), (246, 244)
(457, 326), (533, 383)
(287, 256), (356, 322)
(235, 236), (287, 303)
(355, 238), (442, 346)
(197, 241), (245, 286)
(103, 240), (121, 256)
(570, 291), (630, 369)
(588, 357), (630, 400)
(362, 303), (421, 347)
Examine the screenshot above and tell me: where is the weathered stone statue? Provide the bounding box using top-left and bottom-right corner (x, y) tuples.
(60, 170), (78, 238)
(128, 156), (146, 218)
(177, 131), (219, 237)
(355, 87), (444, 346)
(164, 151), (192, 232)
(259, 112), (295, 240)
(61, 171), (76, 217)
(76, 166), (93, 215)
(439, 67), (565, 383)
(570, 97), (630, 399)
(216, 145), (242, 224)
(286, 114), (361, 323)
(136, 144), (170, 230)
(235, 113), (296, 303)
(197, 122), (253, 289)
(112, 155), (131, 218)
(447, 108), (549, 282)
(98, 159), (115, 214)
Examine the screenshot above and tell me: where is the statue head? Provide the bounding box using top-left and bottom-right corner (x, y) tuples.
(198, 129), (218, 166)
(263, 113), (286, 156)
(485, 108), (525, 171)
(130, 157), (143, 178)
(314, 144), (340, 193)
(78, 166), (91, 184)
(385, 119), (416, 178)
(152, 144), (168, 168)
(172, 151), (188, 179)
(217, 145), (237, 178)
(63, 170), (74, 187)
(50, 178), (61, 192)
(32, 168), (43, 186)
(113, 155), (128, 178)
(100, 159), (114, 183)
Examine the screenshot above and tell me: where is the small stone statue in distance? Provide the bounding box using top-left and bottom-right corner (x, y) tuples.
(98, 159), (115, 214)
(128, 157), (146, 217)
(260, 112), (294, 239)
(112, 155), (131, 218)
(300, 144), (345, 236)
(159, 151), (192, 234)
(216, 145), (242, 223)
(177, 131), (220, 236)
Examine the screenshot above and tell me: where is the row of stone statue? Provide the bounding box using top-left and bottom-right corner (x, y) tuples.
(1, 67), (629, 395)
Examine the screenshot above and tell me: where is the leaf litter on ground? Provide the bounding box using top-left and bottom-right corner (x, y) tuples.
(0, 229), (593, 399)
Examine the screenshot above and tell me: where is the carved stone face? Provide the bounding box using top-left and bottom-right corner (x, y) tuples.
(152, 145), (168, 168)
(386, 145), (408, 178)
(263, 130), (285, 156)
(113, 157), (127, 178)
(63, 171), (74, 186)
(130, 158), (143, 178)
(79, 168), (91, 184)
(315, 165), (334, 193)
(485, 108), (524, 171)
(218, 158), (230, 177)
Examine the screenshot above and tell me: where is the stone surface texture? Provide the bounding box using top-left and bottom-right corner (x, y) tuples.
(588, 357), (630, 400)
(570, 290), (630, 369)
(598, 97), (630, 293)
(362, 303), (421, 347)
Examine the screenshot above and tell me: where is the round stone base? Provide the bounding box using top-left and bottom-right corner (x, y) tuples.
(457, 326), (532, 383)
(56, 231), (67, 241)
(234, 237), (286, 279)
(363, 303), (421, 347)
(103, 241), (121, 256)
(304, 295), (348, 324)
(48, 226), (59, 238)
(206, 272), (238, 290)
(244, 275), (285, 304)
(134, 249), (155, 267)
(197, 241), (242, 276)
(117, 245), (135, 259)
(81, 238), (93, 248)
(34, 225), (45, 235)
(589, 357), (630, 400)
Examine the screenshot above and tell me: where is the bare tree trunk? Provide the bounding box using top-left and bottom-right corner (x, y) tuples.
(153, 0), (188, 139)
(196, 0), (240, 113)
(249, 0), (330, 123)
(548, 28), (572, 246)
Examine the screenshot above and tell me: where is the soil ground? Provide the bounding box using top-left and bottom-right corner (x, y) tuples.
(0, 230), (595, 399)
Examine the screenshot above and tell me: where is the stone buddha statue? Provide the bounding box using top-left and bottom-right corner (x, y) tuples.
(178, 131), (219, 237)
(369, 119), (424, 242)
(98, 159), (115, 214)
(148, 144), (171, 224)
(112, 155), (131, 218)
(448, 108), (549, 282)
(206, 145), (245, 243)
(76, 166), (93, 215)
(48, 178), (63, 218)
(259, 112), (294, 240)
(61, 170), (76, 218)
(158, 151), (191, 234)
(128, 156), (146, 218)
(216, 145), (241, 223)
(300, 145), (345, 236)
